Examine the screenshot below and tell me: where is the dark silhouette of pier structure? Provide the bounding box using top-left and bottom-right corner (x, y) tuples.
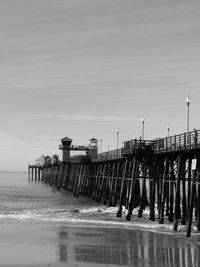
(29, 129), (200, 237)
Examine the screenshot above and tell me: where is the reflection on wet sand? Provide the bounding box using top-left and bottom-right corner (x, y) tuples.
(59, 244), (67, 262)
(59, 230), (68, 262)
(58, 227), (200, 267)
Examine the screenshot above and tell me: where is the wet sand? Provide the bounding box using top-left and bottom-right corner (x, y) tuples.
(0, 222), (200, 267)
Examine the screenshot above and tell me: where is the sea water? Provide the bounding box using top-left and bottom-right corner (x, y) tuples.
(1, 171), (200, 267)
(0, 172), (193, 232)
(0, 171), (107, 224)
(0, 171), (154, 227)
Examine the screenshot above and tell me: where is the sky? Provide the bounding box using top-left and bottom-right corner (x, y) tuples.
(0, 0), (200, 171)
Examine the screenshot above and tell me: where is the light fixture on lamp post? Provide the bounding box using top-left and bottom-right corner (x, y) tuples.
(186, 95), (190, 133)
(141, 116), (145, 140)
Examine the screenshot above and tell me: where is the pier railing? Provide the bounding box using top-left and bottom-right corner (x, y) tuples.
(122, 129), (200, 155)
(95, 129), (200, 160)
(94, 140), (154, 161)
(97, 148), (123, 161)
(153, 129), (200, 153)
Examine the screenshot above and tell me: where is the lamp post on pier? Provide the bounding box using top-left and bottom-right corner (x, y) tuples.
(141, 116), (145, 140)
(167, 124), (170, 137)
(186, 95), (190, 133)
(99, 137), (102, 154)
(116, 129), (119, 156)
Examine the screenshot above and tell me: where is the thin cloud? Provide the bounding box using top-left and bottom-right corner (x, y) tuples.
(60, 114), (135, 122)
(23, 133), (59, 141)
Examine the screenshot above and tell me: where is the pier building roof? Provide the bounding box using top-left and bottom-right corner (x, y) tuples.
(61, 136), (73, 142)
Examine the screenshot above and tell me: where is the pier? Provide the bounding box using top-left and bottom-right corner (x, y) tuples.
(29, 129), (200, 237)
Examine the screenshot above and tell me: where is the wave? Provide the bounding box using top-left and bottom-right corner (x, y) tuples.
(71, 205), (127, 214)
(0, 206), (197, 236)
(0, 210), (195, 236)
(0, 205), (162, 222)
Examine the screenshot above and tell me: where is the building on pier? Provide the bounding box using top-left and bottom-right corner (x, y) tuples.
(88, 138), (98, 159)
(59, 136), (98, 162)
(59, 136), (73, 162)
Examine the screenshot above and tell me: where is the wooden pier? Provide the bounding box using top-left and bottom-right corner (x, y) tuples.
(30, 129), (200, 237)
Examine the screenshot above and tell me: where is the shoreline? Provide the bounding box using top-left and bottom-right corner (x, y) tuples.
(0, 221), (200, 267)
(1, 209), (200, 238)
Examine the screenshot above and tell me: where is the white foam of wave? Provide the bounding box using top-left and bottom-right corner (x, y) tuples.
(79, 206), (119, 214)
(0, 205), (160, 223)
(79, 205), (127, 214)
(0, 206), (197, 236)
(0, 211), (189, 233)
(0, 208), (70, 222)
(78, 205), (160, 217)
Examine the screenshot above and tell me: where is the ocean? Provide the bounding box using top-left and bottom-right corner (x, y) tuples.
(1, 171), (200, 267)
(0, 171), (122, 225)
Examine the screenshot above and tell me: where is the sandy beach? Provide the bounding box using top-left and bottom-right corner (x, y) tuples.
(0, 221), (199, 267)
